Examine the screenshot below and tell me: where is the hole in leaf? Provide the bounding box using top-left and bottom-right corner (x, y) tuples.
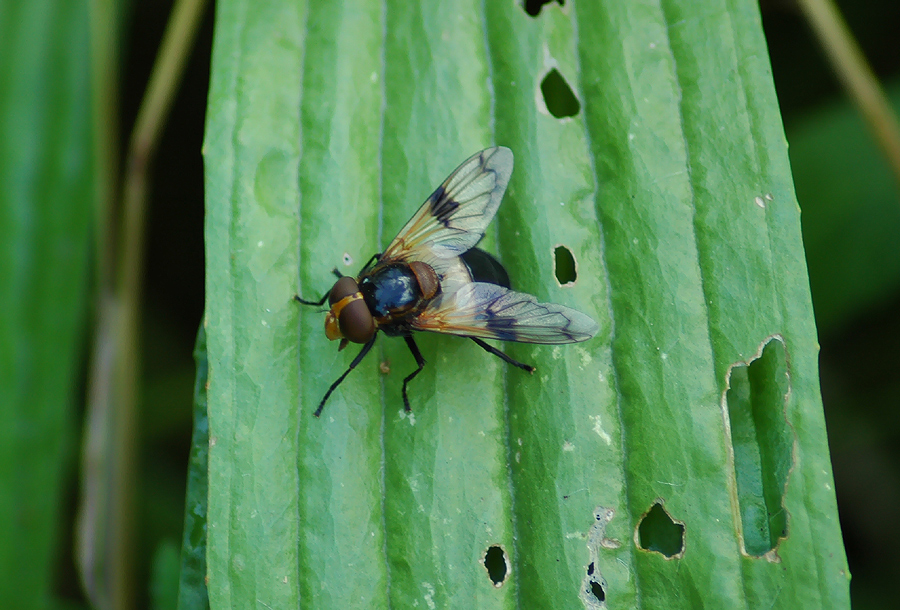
(540, 69), (580, 118)
(725, 336), (793, 558)
(589, 579), (606, 602)
(554, 245), (577, 285)
(580, 507), (614, 609)
(584, 561), (606, 602)
(523, 0), (564, 17)
(637, 502), (685, 558)
(483, 545), (508, 586)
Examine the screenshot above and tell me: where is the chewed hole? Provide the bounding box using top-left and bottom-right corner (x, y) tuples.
(589, 579), (606, 602)
(637, 502), (685, 558)
(582, 562), (607, 607)
(581, 507), (614, 609)
(540, 69), (580, 118)
(523, 0), (564, 17)
(725, 336), (793, 558)
(554, 245), (577, 285)
(483, 545), (508, 587)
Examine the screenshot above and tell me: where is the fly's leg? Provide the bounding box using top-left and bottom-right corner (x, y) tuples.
(469, 337), (535, 373)
(294, 268), (343, 305)
(294, 293), (328, 306)
(401, 335), (427, 412)
(313, 334), (377, 417)
(357, 253), (381, 276)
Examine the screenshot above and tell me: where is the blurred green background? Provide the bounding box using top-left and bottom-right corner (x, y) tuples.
(2, 0), (897, 608)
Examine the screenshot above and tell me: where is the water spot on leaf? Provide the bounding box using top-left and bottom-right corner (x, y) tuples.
(253, 149), (292, 216)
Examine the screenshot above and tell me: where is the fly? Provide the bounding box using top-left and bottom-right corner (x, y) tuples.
(295, 147), (599, 416)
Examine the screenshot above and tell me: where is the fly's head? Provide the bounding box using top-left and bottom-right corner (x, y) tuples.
(324, 276), (376, 349)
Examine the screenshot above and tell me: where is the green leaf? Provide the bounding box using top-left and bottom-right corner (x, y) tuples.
(0, 1), (93, 607)
(177, 326), (211, 610)
(203, 0), (850, 608)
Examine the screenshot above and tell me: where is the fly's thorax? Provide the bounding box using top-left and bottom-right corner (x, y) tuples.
(324, 276), (375, 344)
(359, 262), (439, 323)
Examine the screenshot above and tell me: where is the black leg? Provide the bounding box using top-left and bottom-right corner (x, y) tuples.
(469, 337), (535, 373)
(294, 292), (328, 306)
(401, 335), (427, 412)
(358, 253), (380, 276)
(314, 335), (377, 417)
(294, 266), (344, 305)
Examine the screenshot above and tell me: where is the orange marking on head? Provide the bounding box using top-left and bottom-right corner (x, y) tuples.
(325, 292), (364, 340)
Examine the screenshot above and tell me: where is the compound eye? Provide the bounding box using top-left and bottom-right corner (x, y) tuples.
(339, 299), (375, 344)
(329, 276), (360, 305)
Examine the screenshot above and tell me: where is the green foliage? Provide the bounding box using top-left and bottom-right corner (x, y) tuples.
(789, 82), (900, 332)
(0, 1), (93, 608)
(197, 0), (851, 608)
(786, 79), (900, 609)
(150, 540), (181, 610)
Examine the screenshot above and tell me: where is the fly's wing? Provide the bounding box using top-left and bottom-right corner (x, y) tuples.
(410, 282), (599, 344)
(379, 147), (513, 274)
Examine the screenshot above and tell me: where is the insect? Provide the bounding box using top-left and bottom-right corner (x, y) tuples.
(295, 147), (599, 416)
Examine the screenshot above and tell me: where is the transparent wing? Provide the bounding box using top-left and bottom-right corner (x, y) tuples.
(411, 282), (599, 344)
(380, 147), (513, 274)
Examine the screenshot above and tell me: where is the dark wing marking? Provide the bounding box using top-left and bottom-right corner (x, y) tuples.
(410, 282), (599, 344)
(379, 147), (513, 274)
